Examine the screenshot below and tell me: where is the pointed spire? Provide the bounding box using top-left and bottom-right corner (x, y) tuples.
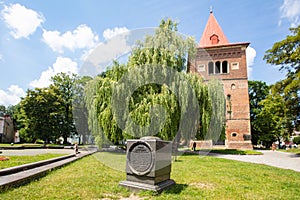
(199, 11), (229, 47)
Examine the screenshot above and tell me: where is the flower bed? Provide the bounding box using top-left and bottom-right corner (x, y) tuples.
(0, 156), (9, 161)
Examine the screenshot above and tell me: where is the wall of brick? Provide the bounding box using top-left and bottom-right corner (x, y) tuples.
(188, 43), (252, 149)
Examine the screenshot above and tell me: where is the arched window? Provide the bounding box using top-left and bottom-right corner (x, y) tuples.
(222, 61), (228, 73)
(208, 62), (214, 74)
(210, 34), (219, 45)
(215, 61), (221, 74)
(227, 94), (231, 101)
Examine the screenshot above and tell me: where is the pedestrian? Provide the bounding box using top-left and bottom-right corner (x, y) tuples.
(271, 142), (276, 151)
(74, 142), (79, 155)
(192, 141), (197, 151)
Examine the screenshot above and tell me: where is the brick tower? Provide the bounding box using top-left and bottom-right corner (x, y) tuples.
(188, 11), (252, 149)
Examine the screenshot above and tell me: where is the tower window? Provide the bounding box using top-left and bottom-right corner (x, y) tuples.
(222, 61), (228, 73)
(208, 62), (214, 74)
(231, 84), (236, 90)
(215, 61), (221, 74)
(227, 94), (231, 101)
(210, 34), (219, 45)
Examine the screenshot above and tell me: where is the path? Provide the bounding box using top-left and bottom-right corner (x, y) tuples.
(0, 149), (96, 190)
(211, 150), (300, 172)
(0, 148), (75, 156)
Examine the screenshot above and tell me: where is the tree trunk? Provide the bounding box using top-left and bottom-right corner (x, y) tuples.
(63, 136), (68, 144)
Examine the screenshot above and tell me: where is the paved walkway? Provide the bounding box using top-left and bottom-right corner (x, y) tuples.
(0, 149), (96, 190)
(211, 150), (300, 172)
(0, 148), (89, 156)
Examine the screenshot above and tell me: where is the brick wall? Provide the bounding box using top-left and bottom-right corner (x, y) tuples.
(188, 43), (252, 149)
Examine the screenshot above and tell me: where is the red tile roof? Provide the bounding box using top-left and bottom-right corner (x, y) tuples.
(199, 11), (229, 47)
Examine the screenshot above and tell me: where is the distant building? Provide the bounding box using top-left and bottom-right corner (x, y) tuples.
(0, 113), (15, 143)
(188, 11), (252, 149)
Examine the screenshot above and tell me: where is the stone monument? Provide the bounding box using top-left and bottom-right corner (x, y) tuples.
(119, 136), (175, 192)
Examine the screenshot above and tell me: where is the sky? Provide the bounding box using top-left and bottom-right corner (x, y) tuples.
(0, 0), (299, 106)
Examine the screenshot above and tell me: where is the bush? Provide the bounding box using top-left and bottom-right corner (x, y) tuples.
(293, 137), (300, 145)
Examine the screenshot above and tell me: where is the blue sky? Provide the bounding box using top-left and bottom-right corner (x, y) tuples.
(0, 0), (299, 106)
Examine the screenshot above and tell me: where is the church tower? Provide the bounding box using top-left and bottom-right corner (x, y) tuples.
(188, 11), (252, 149)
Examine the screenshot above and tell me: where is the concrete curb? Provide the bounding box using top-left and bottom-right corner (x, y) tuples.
(0, 154), (75, 176)
(0, 150), (96, 192)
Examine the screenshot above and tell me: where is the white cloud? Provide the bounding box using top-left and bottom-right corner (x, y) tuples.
(246, 46), (256, 79)
(42, 24), (99, 53)
(30, 57), (78, 88)
(0, 85), (26, 106)
(279, 0), (300, 27)
(103, 27), (129, 40)
(1, 3), (44, 39)
(0, 53), (3, 61)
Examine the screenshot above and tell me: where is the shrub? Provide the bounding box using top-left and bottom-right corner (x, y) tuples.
(293, 136), (300, 145)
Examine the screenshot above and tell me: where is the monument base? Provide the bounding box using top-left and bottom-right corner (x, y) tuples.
(119, 179), (175, 193)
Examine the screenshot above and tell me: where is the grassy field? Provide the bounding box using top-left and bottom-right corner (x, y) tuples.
(0, 143), (43, 147)
(0, 152), (299, 199)
(200, 149), (263, 155)
(0, 154), (66, 169)
(278, 148), (300, 154)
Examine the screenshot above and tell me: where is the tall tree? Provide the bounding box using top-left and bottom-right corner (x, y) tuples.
(264, 25), (300, 131)
(51, 73), (78, 144)
(73, 76), (93, 144)
(85, 19), (225, 148)
(248, 80), (270, 145)
(19, 86), (62, 143)
(255, 90), (288, 147)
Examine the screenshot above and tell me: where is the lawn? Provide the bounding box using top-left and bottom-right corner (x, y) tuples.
(200, 149), (263, 155)
(278, 148), (300, 155)
(0, 152), (299, 200)
(0, 154), (66, 169)
(0, 143), (43, 148)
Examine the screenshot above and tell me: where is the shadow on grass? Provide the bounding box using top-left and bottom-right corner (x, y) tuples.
(163, 183), (188, 194)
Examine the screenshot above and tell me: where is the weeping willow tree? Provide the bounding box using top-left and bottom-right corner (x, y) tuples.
(85, 19), (225, 147)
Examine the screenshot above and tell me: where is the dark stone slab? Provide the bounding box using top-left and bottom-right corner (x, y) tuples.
(119, 179), (175, 193)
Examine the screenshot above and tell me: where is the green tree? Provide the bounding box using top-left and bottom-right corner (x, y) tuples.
(51, 73), (78, 144)
(248, 80), (270, 145)
(255, 89), (288, 148)
(0, 105), (5, 113)
(85, 19), (225, 148)
(264, 26), (300, 131)
(19, 86), (62, 144)
(73, 76), (93, 144)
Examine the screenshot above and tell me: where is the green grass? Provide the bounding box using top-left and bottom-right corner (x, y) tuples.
(0, 154), (66, 169)
(278, 148), (300, 154)
(0, 143), (44, 148)
(0, 152), (299, 199)
(198, 149), (263, 155)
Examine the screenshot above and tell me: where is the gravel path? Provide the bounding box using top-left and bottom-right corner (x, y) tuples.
(211, 150), (300, 172)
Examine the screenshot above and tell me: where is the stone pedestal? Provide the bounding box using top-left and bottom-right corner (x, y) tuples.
(119, 137), (175, 192)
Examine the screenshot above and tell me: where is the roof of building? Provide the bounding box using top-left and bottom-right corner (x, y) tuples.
(199, 11), (229, 47)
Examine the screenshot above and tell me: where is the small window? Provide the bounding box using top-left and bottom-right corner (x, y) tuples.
(231, 132), (237, 137)
(208, 62), (214, 74)
(210, 34), (219, 45)
(227, 94), (231, 101)
(231, 62), (239, 70)
(215, 61), (221, 74)
(222, 61), (228, 73)
(197, 64), (205, 72)
(231, 84), (236, 90)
